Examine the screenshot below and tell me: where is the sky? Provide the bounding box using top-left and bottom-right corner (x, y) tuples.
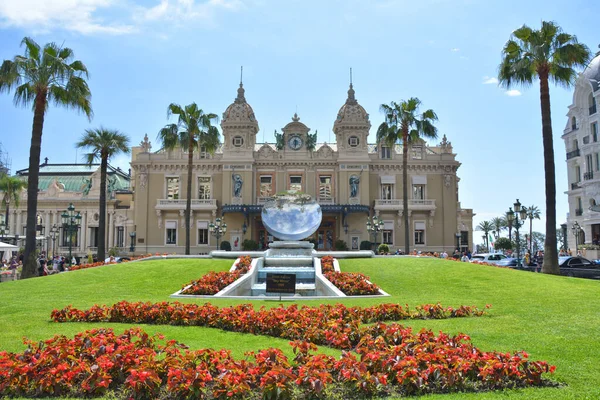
(0, 0), (598, 245)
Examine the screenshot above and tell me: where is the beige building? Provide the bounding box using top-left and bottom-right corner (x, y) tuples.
(130, 83), (474, 254)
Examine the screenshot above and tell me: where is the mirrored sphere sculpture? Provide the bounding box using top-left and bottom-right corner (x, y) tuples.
(261, 193), (322, 241)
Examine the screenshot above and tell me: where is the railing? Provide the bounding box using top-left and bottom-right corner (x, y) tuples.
(590, 104), (597, 115)
(375, 199), (436, 208)
(156, 199), (216, 209)
(317, 198), (335, 205)
(566, 149), (580, 160)
(584, 171), (594, 180)
(571, 182), (581, 190)
(575, 208), (583, 216)
(257, 196), (271, 205)
(583, 136), (590, 145)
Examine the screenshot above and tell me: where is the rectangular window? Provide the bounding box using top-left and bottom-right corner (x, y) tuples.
(319, 175), (332, 200)
(198, 177), (211, 199)
(62, 227), (78, 247)
(349, 136), (359, 147)
(575, 166), (581, 182)
(381, 184), (393, 199)
(596, 153), (600, 172)
(380, 146), (391, 159)
(414, 221), (426, 245)
(166, 177), (179, 199)
(586, 154), (594, 174)
(116, 226), (124, 248)
(411, 145), (423, 160)
(593, 122), (598, 142)
(260, 175), (273, 197)
(197, 221), (209, 245)
(290, 175), (302, 191)
(413, 184), (425, 200)
(382, 221), (394, 245)
(165, 221), (177, 245)
(89, 227), (99, 247)
(199, 145), (207, 159)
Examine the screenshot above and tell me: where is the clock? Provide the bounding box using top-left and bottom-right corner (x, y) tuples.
(288, 135), (303, 150)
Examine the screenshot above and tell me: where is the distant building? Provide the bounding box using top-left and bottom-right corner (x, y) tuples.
(563, 54), (600, 247)
(130, 82), (474, 254)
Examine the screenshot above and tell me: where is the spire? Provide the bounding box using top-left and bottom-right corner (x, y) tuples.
(346, 67), (357, 105)
(235, 66), (246, 104)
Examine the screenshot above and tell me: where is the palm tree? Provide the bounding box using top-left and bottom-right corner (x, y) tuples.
(76, 128), (130, 261)
(498, 21), (590, 274)
(491, 217), (505, 240)
(158, 103), (220, 254)
(523, 205), (541, 255)
(476, 221), (494, 251)
(502, 211), (514, 242)
(0, 174), (27, 230)
(0, 37), (92, 278)
(377, 98), (438, 254)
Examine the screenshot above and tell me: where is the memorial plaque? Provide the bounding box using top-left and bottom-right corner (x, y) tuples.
(266, 273), (296, 294)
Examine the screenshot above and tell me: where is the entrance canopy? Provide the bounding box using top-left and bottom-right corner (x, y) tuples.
(0, 242), (18, 250)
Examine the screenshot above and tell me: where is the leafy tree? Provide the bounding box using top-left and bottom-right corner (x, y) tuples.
(0, 37), (92, 278)
(306, 130), (317, 152)
(523, 205), (541, 254)
(377, 98), (438, 254)
(476, 220), (494, 250)
(498, 21), (590, 274)
(76, 128), (130, 261)
(494, 237), (513, 252)
(531, 231), (546, 253)
(556, 227), (566, 251)
(0, 174), (27, 228)
(158, 103), (220, 255)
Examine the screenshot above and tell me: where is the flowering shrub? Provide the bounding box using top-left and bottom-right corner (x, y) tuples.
(180, 256), (253, 295)
(0, 327), (555, 399)
(70, 254), (154, 271)
(321, 256), (381, 295)
(52, 301), (490, 350)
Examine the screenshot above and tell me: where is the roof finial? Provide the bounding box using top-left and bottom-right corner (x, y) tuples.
(235, 66), (246, 103)
(240, 65), (243, 85)
(346, 68), (356, 105)
(350, 67), (353, 86)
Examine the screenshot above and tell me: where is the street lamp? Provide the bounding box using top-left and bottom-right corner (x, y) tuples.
(0, 222), (5, 242)
(129, 231), (136, 254)
(61, 203), (82, 267)
(572, 221), (581, 253)
(560, 223), (568, 251)
(455, 232), (461, 252)
(482, 234), (487, 252)
(49, 224), (59, 258)
(366, 215), (384, 250)
(209, 217), (227, 250)
(507, 199), (527, 265)
(242, 222), (247, 237)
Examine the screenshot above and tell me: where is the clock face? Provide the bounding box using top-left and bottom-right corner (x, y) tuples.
(288, 135), (303, 150)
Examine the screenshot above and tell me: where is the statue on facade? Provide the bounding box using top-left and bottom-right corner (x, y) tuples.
(81, 177), (92, 196)
(108, 176), (118, 198)
(232, 174), (243, 197)
(274, 130), (284, 150)
(349, 175), (360, 198)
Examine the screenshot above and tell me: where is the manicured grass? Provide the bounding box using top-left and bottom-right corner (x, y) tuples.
(0, 257), (598, 399)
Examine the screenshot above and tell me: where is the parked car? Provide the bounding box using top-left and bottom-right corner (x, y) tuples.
(496, 257), (521, 267)
(558, 256), (600, 279)
(470, 253), (508, 265)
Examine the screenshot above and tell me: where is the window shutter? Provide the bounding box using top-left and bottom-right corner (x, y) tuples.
(197, 221), (208, 229)
(384, 221), (394, 230)
(415, 222), (426, 230)
(165, 221), (177, 229)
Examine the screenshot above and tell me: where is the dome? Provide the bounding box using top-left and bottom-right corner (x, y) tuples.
(221, 83), (258, 128)
(333, 84), (370, 130)
(582, 54), (600, 92)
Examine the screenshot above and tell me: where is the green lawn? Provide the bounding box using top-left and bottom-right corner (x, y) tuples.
(0, 257), (598, 399)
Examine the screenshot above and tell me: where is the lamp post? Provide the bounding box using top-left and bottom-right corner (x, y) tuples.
(129, 231), (136, 255)
(61, 203), (82, 267)
(366, 215), (384, 250)
(455, 232), (461, 252)
(560, 223), (568, 251)
(507, 199), (527, 265)
(209, 217), (227, 250)
(49, 225), (59, 258)
(0, 222), (5, 242)
(572, 221), (581, 254)
(482, 234), (487, 252)
(242, 222), (247, 237)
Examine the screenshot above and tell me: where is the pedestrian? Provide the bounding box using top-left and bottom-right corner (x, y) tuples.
(534, 251), (544, 272)
(37, 253), (47, 276)
(461, 252), (469, 262)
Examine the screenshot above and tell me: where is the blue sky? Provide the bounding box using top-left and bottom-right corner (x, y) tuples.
(0, 0), (598, 244)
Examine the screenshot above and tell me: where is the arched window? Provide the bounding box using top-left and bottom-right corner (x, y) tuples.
(590, 93), (597, 115)
(571, 116), (577, 130)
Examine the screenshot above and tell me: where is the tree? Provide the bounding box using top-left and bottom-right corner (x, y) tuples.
(491, 217), (505, 239)
(494, 237), (513, 252)
(377, 98), (438, 254)
(499, 21), (590, 274)
(523, 205), (541, 255)
(76, 128), (130, 261)
(158, 103), (220, 254)
(502, 211), (514, 241)
(531, 231), (546, 253)
(0, 37), (92, 278)
(0, 174), (27, 228)
(476, 220), (494, 250)
(556, 227), (566, 251)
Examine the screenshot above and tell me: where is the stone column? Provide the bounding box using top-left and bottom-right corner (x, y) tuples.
(15, 211), (22, 236)
(80, 211), (87, 252)
(107, 211), (114, 249)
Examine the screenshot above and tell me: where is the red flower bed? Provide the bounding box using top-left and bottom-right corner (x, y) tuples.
(52, 301), (490, 350)
(180, 256), (252, 295)
(321, 255), (381, 295)
(0, 327), (555, 399)
(70, 254), (153, 271)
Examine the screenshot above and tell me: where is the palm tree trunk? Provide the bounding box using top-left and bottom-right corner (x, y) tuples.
(529, 218), (533, 255)
(21, 91), (46, 279)
(185, 138), (193, 255)
(539, 70), (559, 274)
(402, 128), (410, 254)
(97, 155), (108, 261)
(4, 203), (9, 231)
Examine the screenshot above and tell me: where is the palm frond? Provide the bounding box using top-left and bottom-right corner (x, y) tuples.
(20, 37), (41, 62)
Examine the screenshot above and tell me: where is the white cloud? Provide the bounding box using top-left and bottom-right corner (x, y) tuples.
(135, 0), (244, 22)
(482, 76), (498, 85)
(505, 89), (522, 97)
(450, 48), (460, 52)
(0, 0), (134, 35)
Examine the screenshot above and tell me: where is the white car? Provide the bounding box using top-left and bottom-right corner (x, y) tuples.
(470, 253), (508, 265)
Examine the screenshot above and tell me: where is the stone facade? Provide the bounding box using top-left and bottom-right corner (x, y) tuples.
(130, 83), (474, 254)
(563, 54), (600, 248)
